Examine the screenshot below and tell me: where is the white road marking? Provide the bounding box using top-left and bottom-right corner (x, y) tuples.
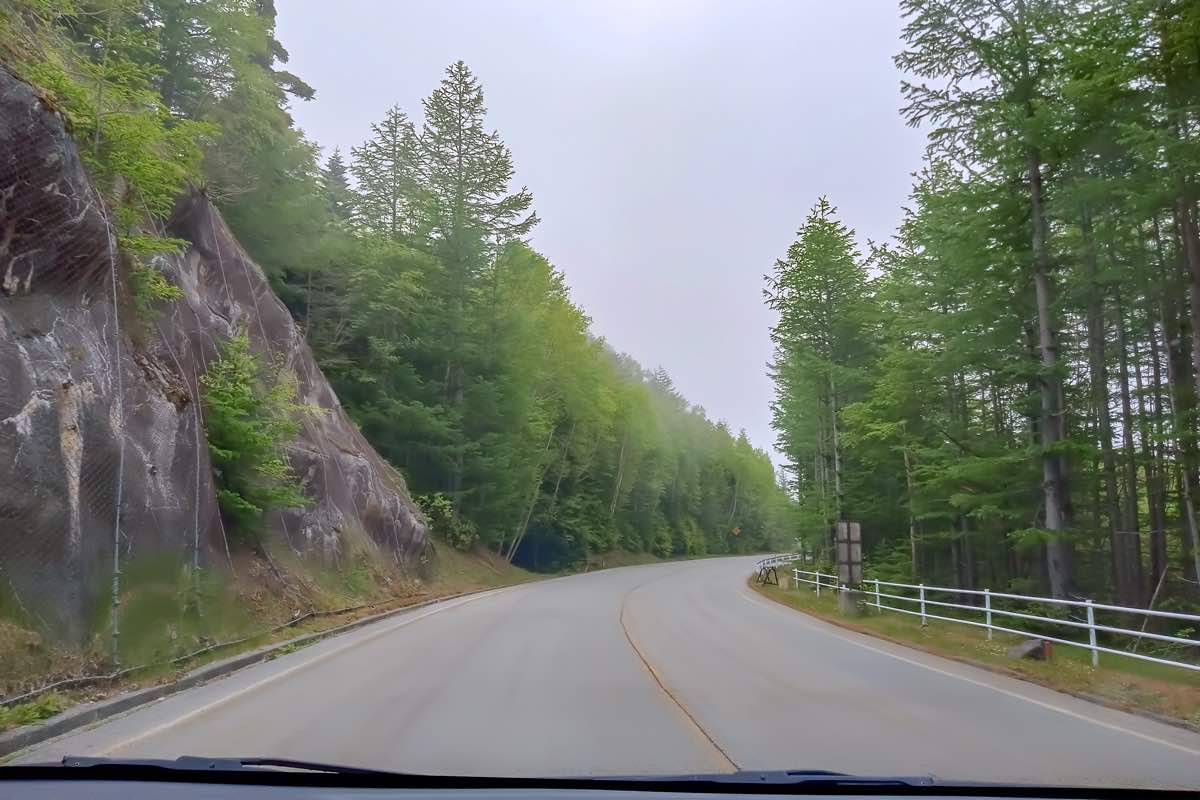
(95, 590), (504, 756)
(737, 586), (1200, 758)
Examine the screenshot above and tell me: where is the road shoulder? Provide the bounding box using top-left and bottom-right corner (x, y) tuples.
(744, 578), (1200, 749)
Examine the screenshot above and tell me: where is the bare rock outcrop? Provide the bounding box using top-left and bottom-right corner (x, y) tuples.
(0, 65), (427, 642)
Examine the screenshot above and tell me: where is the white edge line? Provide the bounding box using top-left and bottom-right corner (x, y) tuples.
(92, 589), (505, 756)
(737, 585), (1200, 758)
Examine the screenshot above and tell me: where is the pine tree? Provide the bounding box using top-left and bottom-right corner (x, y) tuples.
(322, 148), (354, 222)
(417, 60), (538, 256)
(896, 0), (1078, 597)
(415, 60), (539, 509)
(350, 105), (420, 240)
(765, 198), (874, 547)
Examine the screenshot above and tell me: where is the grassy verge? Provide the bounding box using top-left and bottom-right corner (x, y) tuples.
(751, 578), (1200, 729)
(0, 545), (748, 736)
(0, 543), (540, 734)
(428, 543), (541, 593)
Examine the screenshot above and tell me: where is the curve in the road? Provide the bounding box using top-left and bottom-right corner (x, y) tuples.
(12, 556), (1200, 789)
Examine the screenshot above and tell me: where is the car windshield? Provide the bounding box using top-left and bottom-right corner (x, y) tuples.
(1, 0), (1199, 792)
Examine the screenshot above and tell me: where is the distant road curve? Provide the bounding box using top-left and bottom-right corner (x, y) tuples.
(14, 556), (1200, 787)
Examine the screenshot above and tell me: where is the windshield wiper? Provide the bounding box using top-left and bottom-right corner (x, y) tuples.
(53, 758), (925, 785)
(601, 770), (929, 787)
(9, 757), (1190, 797)
(62, 755), (388, 775)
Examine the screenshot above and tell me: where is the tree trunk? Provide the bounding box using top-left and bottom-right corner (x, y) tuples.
(1029, 149), (1071, 598)
(1140, 326), (1169, 593)
(1082, 207), (1134, 605)
(1113, 286), (1144, 604)
(1159, 240), (1200, 588)
(448, 366), (465, 515)
(828, 370), (844, 521)
(504, 424), (557, 562)
(727, 472), (740, 525)
(1178, 199), (1200, 405)
(903, 445), (919, 577)
(1023, 322), (1049, 590)
(609, 426), (629, 516)
(956, 516), (977, 605)
(1147, 220), (1172, 588)
(549, 421), (576, 512)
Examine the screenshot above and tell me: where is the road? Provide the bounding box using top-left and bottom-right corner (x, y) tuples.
(13, 556), (1200, 787)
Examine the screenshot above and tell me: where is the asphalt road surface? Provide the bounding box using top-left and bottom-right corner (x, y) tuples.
(13, 556), (1200, 787)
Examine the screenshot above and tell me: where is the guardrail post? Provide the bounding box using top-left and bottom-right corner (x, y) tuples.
(1086, 599), (1098, 667)
(874, 578), (881, 612)
(793, 568), (799, 590)
(984, 589), (992, 640)
(919, 583), (927, 626)
(815, 573), (821, 598)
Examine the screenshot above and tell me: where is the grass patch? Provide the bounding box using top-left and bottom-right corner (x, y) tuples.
(0, 693), (67, 733)
(428, 542), (540, 592)
(752, 578), (1200, 728)
(91, 555), (260, 669)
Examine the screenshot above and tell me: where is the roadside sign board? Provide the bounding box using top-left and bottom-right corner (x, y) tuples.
(835, 521), (862, 586)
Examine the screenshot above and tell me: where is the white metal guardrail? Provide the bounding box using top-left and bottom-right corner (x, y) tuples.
(779, 566), (1200, 673)
(756, 553), (801, 569)
(790, 567), (842, 598)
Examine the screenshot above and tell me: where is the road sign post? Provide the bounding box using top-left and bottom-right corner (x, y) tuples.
(835, 521), (862, 586)
(835, 521), (864, 616)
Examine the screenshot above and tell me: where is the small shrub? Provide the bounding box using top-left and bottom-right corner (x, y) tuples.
(117, 235), (188, 328)
(0, 692), (66, 732)
(201, 333), (307, 545)
(417, 493), (478, 551)
(128, 261), (184, 317)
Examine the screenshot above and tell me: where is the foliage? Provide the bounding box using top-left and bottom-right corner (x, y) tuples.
(306, 67), (791, 569)
(122, 234), (187, 320)
(0, 692), (66, 733)
(200, 333), (307, 544)
(4, 0), (209, 230)
(9, 0), (794, 568)
(769, 0), (1200, 615)
(127, 259), (182, 319)
(417, 493), (478, 551)
(350, 105), (419, 239)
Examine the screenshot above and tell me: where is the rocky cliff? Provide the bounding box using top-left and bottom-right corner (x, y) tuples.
(0, 66), (427, 643)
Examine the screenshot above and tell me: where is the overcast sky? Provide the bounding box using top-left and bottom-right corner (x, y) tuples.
(276, 0), (926, 463)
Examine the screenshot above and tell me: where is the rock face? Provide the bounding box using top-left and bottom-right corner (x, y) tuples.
(0, 66), (427, 643)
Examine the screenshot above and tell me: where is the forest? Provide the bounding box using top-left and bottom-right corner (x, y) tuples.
(0, 0), (791, 572)
(767, 0), (1200, 611)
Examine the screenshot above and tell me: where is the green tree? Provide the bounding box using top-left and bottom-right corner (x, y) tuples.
(765, 197), (874, 545)
(414, 60), (539, 509)
(322, 148), (355, 222)
(896, 0), (1077, 597)
(200, 333), (307, 543)
(350, 106), (420, 240)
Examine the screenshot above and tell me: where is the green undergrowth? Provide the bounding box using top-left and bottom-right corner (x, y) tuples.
(428, 542), (540, 592)
(90, 554), (258, 669)
(0, 693), (66, 732)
